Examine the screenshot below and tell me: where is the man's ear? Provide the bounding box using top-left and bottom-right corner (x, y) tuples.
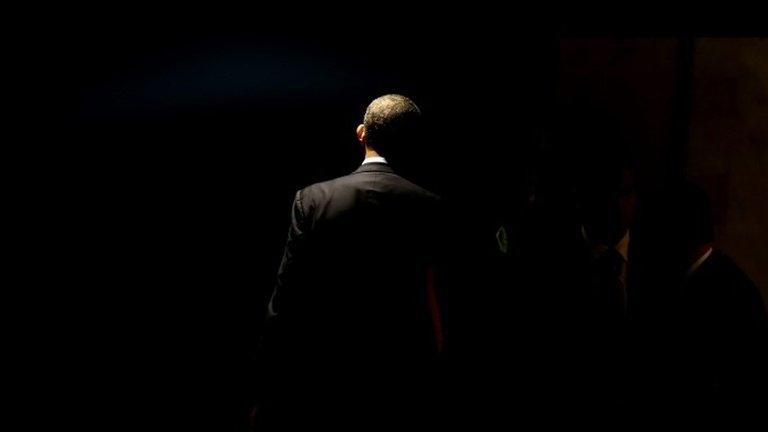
(356, 124), (366, 143)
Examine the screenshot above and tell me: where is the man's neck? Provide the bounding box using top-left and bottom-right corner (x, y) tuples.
(364, 148), (382, 159)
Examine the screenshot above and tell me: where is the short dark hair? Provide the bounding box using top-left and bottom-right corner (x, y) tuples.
(363, 94), (421, 155)
(676, 181), (714, 247)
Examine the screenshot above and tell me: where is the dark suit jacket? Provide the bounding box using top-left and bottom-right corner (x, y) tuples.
(673, 250), (767, 400)
(260, 162), (442, 428)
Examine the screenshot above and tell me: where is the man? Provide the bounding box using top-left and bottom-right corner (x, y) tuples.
(260, 95), (443, 429)
(580, 166), (638, 324)
(571, 165), (638, 409)
(659, 182), (767, 413)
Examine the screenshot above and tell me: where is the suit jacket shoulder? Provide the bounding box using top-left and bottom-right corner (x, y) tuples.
(296, 165), (439, 221)
(690, 250), (766, 322)
(304, 165), (438, 196)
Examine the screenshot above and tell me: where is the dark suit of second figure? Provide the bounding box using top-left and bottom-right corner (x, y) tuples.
(261, 95), (443, 430)
(639, 182), (768, 416)
(571, 166), (638, 405)
(492, 163), (639, 418)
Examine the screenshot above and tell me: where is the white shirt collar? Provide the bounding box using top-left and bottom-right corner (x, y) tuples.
(615, 230), (630, 263)
(581, 225), (630, 263)
(687, 247), (713, 277)
(361, 156), (388, 165)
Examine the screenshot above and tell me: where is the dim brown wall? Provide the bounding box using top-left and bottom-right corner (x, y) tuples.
(687, 38), (768, 308)
(557, 38), (679, 190)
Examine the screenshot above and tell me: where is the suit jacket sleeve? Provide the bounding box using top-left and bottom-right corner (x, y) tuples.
(266, 189), (309, 323)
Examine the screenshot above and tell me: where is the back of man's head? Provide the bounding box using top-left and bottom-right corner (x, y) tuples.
(674, 181), (714, 251)
(362, 94), (422, 157)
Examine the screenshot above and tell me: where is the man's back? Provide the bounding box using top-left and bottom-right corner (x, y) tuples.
(261, 162), (442, 429)
(677, 250), (767, 395)
(271, 162), (441, 359)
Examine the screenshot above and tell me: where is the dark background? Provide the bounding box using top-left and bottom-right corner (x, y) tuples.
(48, 15), (766, 430)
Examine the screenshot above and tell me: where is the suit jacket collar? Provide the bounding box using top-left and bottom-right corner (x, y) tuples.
(353, 162), (394, 175)
(688, 249), (721, 280)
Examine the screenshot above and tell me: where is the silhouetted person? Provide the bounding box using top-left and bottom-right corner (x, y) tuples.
(580, 166), (638, 325)
(259, 95), (443, 430)
(504, 157), (639, 419)
(561, 165), (639, 412)
(655, 182), (767, 415)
